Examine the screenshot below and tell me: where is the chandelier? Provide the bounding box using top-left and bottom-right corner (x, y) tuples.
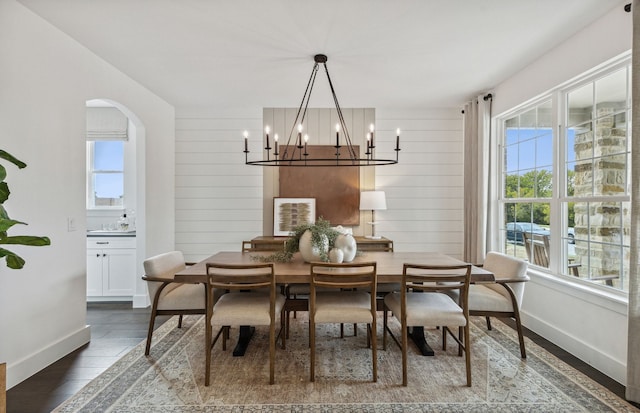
(243, 54), (400, 167)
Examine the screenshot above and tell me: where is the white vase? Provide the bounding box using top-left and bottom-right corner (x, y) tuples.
(329, 248), (344, 263)
(299, 230), (328, 263)
(335, 233), (357, 262)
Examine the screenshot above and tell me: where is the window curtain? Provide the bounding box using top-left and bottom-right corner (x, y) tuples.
(86, 107), (128, 141)
(627, 0), (640, 403)
(463, 94), (492, 264)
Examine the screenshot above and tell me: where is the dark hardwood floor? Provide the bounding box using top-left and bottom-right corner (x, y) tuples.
(6, 302), (170, 413)
(6, 303), (639, 412)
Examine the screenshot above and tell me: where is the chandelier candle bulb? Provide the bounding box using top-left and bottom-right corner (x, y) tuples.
(396, 128), (401, 151)
(274, 134), (279, 156)
(243, 130), (248, 152)
(304, 134), (309, 156)
(369, 124), (375, 148)
(297, 124), (303, 148)
(335, 123), (340, 148)
(265, 125), (271, 150)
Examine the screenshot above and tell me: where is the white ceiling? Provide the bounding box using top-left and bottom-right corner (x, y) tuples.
(18, 0), (626, 111)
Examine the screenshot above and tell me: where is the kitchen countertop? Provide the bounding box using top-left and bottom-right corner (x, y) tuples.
(87, 230), (136, 237)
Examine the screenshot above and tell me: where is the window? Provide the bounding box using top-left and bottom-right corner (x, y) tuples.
(498, 57), (631, 291)
(87, 141), (124, 208)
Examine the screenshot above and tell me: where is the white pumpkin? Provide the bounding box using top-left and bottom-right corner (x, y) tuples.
(329, 248), (344, 263)
(334, 233), (357, 262)
(299, 230), (329, 263)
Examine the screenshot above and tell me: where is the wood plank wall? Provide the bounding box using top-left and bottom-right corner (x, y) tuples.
(376, 108), (464, 258)
(175, 107), (464, 262)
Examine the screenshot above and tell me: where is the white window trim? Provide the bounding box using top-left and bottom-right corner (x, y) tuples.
(495, 53), (631, 293)
(86, 141), (125, 210)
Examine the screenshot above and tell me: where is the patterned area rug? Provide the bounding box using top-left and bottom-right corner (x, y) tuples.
(53, 313), (638, 412)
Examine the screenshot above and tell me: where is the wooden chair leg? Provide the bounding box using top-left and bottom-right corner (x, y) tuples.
(401, 321), (408, 386)
(486, 316), (492, 330)
(370, 322), (378, 383)
(382, 309), (388, 351)
(178, 314), (183, 328)
(269, 318), (276, 384)
(144, 312), (156, 356)
(205, 315), (212, 386)
(310, 320), (316, 382)
(512, 308), (527, 359)
(464, 324), (471, 387)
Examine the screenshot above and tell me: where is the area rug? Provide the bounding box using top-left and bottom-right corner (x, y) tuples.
(52, 313), (638, 412)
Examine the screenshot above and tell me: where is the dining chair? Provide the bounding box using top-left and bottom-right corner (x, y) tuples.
(204, 262), (285, 386)
(309, 261), (378, 382)
(468, 251), (529, 358)
(142, 251), (206, 356)
(384, 263), (472, 387)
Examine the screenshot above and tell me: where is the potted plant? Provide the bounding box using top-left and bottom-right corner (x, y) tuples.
(254, 217), (340, 263)
(1, 150), (51, 269)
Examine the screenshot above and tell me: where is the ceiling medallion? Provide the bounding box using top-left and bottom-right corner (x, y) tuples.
(243, 54), (400, 167)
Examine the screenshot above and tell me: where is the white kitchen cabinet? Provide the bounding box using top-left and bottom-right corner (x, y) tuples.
(87, 236), (136, 298)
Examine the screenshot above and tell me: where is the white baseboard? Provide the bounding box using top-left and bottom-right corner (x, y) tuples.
(133, 293), (149, 308)
(6, 325), (91, 389)
(522, 311), (626, 385)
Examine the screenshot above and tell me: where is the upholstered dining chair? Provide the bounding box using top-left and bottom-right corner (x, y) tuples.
(142, 251), (206, 356)
(309, 261), (378, 382)
(384, 264), (472, 387)
(204, 262), (286, 386)
(469, 251), (529, 358)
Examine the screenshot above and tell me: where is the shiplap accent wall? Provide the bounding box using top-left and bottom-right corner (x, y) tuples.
(175, 110), (263, 263)
(375, 108), (464, 258)
(175, 107), (464, 262)
(262, 108), (375, 236)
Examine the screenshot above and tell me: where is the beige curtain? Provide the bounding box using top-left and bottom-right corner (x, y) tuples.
(463, 94), (492, 264)
(627, 0), (640, 403)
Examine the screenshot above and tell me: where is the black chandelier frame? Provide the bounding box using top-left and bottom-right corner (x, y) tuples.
(244, 54), (400, 167)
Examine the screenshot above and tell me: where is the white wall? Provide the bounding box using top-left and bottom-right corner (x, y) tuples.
(175, 107), (464, 262)
(491, 5), (632, 384)
(377, 108), (464, 257)
(175, 108), (263, 263)
(0, 0), (175, 388)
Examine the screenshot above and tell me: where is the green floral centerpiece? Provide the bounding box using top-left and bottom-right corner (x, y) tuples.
(254, 217), (340, 263)
(1, 150), (51, 269)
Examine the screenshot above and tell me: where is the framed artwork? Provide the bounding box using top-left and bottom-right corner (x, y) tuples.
(279, 145), (360, 225)
(273, 198), (316, 236)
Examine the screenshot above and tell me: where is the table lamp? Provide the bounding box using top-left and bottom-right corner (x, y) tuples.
(360, 191), (387, 239)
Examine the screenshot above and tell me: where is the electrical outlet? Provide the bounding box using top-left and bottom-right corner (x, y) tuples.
(67, 217), (77, 232)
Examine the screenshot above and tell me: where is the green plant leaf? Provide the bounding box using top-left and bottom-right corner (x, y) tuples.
(0, 248), (26, 269)
(0, 182), (8, 204)
(0, 236), (51, 246)
(0, 205), (8, 220)
(0, 217), (26, 232)
(0, 164), (6, 181)
(0, 150), (27, 169)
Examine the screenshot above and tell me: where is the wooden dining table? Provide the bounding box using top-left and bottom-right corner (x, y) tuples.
(175, 250), (494, 356)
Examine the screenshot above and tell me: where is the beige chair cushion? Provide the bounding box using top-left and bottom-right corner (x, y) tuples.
(479, 251), (528, 309)
(313, 291), (373, 324)
(157, 282), (206, 310)
(385, 291), (466, 327)
(467, 284), (513, 312)
(143, 251), (189, 301)
(211, 292), (286, 326)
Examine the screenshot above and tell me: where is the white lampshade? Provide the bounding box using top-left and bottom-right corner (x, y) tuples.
(360, 191), (387, 211)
